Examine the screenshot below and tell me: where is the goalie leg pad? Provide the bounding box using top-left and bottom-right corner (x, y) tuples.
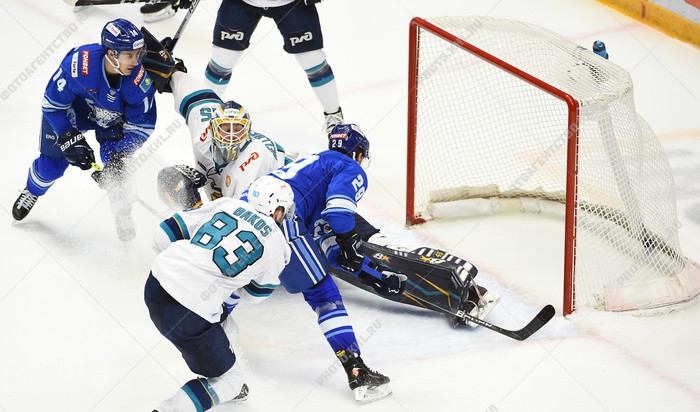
(362, 243), (478, 313)
(157, 165), (205, 211)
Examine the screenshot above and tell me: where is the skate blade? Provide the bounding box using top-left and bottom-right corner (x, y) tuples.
(468, 292), (501, 328)
(354, 383), (392, 403)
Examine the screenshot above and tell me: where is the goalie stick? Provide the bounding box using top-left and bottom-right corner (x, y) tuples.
(361, 261), (555, 341)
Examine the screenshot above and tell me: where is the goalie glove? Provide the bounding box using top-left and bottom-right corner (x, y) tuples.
(336, 230), (364, 273)
(58, 128), (95, 170)
(157, 164), (207, 210)
(141, 26), (187, 93)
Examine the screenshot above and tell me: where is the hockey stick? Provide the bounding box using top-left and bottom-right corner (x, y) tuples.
(165, 0), (200, 52)
(361, 261), (555, 341)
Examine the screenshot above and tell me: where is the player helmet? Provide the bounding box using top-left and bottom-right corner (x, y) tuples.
(210, 101), (252, 166)
(328, 123), (371, 168)
(247, 176), (296, 225)
(101, 19), (146, 60)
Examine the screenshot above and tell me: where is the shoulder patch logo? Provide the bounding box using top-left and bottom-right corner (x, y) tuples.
(140, 73), (152, 93)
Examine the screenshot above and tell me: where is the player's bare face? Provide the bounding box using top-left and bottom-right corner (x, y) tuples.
(116, 50), (142, 75)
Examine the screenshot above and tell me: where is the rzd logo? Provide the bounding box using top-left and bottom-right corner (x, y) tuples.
(220, 31), (244, 41)
(239, 152), (259, 172)
(290, 32), (313, 46)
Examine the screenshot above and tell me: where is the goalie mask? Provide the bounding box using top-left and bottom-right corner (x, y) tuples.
(328, 123), (371, 169)
(210, 101), (251, 166)
(247, 176), (296, 226)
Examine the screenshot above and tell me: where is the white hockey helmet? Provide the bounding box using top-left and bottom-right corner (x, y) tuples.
(210, 101), (251, 165)
(247, 176), (296, 225)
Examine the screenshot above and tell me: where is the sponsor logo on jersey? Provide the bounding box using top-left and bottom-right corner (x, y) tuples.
(107, 89), (117, 103)
(238, 152), (259, 172)
(199, 125), (212, 142)
(81, 50), (90, 76)
(71, 53), (79, 78)
(133, 66), (145, 86)
(220, 30), (244, 41)
(290, 31), (313, 46)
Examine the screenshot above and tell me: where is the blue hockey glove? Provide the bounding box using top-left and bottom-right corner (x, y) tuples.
(58, 128), (95, 170)
(336, 230), (364, 273)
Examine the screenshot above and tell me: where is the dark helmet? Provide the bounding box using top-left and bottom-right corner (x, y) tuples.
(328, 123), (371, 168)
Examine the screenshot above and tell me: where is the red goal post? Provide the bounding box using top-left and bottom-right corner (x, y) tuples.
(406, 16), (700, 315)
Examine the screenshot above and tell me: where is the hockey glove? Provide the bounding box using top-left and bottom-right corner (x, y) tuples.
(336, 230), (364, 273)
(361, 272), (407, 296)
(170, 0), (192, 11)
(91, 151), (130, 190)
(304, 0), (323, 5)
(58, 128), (95, 170)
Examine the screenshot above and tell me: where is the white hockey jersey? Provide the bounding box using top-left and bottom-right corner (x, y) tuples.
(170, 71), (289, 202)
(151, 197), (290, 323)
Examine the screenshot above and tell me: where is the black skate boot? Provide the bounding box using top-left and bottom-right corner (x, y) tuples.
(141, 2), (176, 23)
(336, 349), (391, 403)
(12, 188), (38, 221)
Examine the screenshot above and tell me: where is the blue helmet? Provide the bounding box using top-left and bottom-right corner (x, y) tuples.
(329, 123), (371, 168)
(101, 19), (145, 56)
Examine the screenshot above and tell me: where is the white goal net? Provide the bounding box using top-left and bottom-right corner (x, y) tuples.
(406, 16), (700, 314)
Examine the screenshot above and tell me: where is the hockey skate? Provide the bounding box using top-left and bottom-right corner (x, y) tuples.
(452, 283), (501, 328)
(324, 107), (344, 136)
(115, 214), (136, 242)
(12, 188), (38, 221)
(141, 2), (176, 23)
(337, 350), (392, 403)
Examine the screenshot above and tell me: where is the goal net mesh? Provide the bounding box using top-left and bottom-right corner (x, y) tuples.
(409, 16), (700, 312)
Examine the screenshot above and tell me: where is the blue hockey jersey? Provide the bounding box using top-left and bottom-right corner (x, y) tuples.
(271, 150), (367, 235)
(41, 43), (156, 160)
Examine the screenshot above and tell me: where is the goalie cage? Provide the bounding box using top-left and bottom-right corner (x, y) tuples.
(406, 16), (700, 316)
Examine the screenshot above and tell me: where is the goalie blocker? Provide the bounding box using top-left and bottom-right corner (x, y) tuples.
(330, 241), (498, 327)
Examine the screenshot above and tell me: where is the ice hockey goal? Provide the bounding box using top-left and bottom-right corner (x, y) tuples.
(406, 16), (700, 315)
